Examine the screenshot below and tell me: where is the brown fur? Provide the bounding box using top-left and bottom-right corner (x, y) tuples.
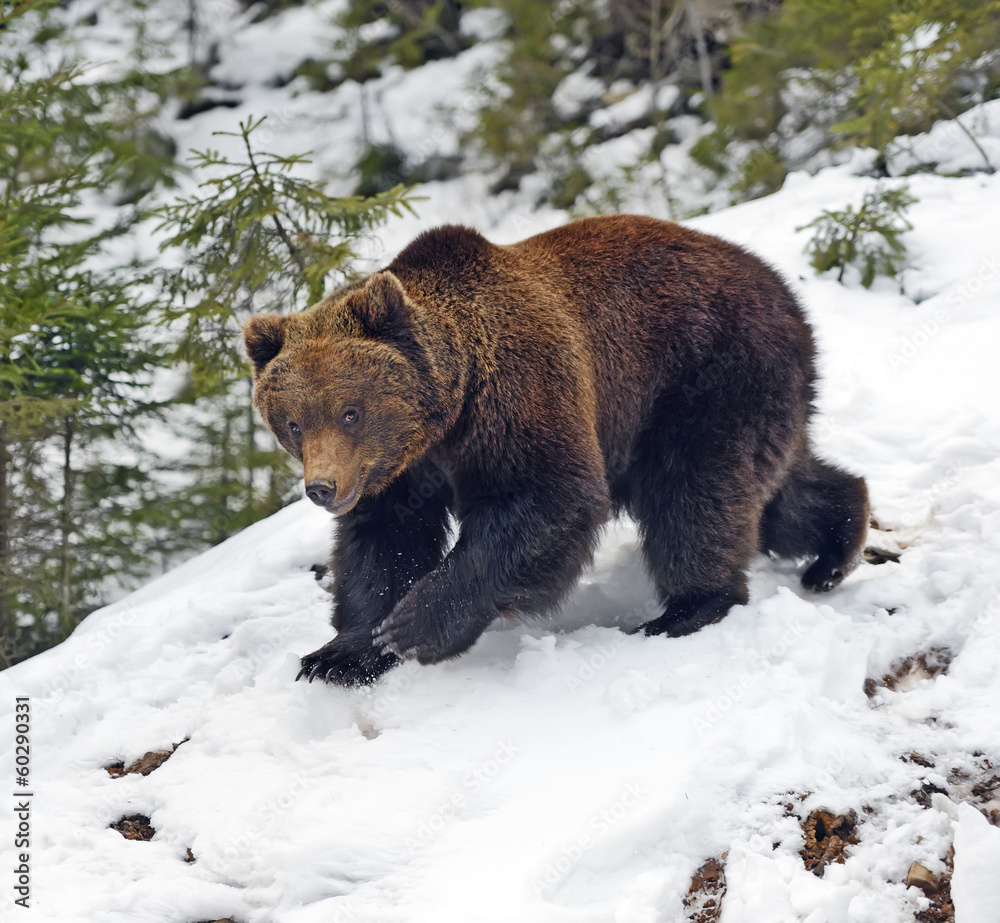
(244, 214), (869, 685)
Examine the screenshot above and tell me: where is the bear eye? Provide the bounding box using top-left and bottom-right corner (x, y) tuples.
(342, 409), (359, 426)
(288, 421), (301, 436)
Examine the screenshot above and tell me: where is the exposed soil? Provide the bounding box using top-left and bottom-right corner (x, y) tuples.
(898, 750), (1000, 825)
(914, 848), (954, 923)
(683, 856), (727, 923)
(106, 741), (196, 858)
(110, 814), (155, 841)
(865, 648), (953, 698)
(105, 739), (187, 778)
(800, 810), (859, 876)
(946, 754), (1000, 825)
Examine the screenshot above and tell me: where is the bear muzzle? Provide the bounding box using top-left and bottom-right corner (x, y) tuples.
(301, 431), (365, 514)
(305, 478), (359, 514)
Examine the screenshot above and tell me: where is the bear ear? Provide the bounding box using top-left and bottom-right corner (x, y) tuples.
(353, 272), (412, 342)
(243, 314), (287, 374)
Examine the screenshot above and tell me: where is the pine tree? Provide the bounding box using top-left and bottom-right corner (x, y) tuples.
(836, 8), (999, 170)
(465, 0), (593, 193)
(0, 0), (177, 665)
(150, 116), (418, 547)
(799, 184), (916, 288)
(337, 0), (467, 78)
(704, 0), (1000, 196)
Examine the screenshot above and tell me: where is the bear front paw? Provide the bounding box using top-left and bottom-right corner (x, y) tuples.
(296, 633), (399, 686)
(372, 608), (432, 662)
(372, 596), (453, 664)
(374, 594), (488, 664)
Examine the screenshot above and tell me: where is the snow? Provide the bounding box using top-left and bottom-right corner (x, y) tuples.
(552, 65), (605, 120)
(211, 0), (347, 88)
(4, 3), (1000, 921)
(951, 803), (1000, 922)
(888, 99), (1000, 176)
(458, 7), (508, 43)
(590, 84), (680, 132)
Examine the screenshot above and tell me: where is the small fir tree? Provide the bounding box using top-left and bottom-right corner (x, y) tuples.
(799, 184), (916, 288)
(151, 116), (418, 546)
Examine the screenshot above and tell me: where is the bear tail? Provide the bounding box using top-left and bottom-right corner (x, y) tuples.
(760, 450), (870, 592)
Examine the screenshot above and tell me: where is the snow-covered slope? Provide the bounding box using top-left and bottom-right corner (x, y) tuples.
(4, 137), (1000, 921)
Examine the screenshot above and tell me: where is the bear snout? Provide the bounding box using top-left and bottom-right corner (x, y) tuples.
(305, 479), (359, 514)
(305, 479), (336, 507)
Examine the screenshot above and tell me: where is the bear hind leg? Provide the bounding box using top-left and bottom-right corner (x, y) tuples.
(760, 451), (869, 593)
(638, 584), (750, 638)
(625, 428), (759, 638)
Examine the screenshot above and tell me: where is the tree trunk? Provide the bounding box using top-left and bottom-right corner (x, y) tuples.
(59, 416), (75, 637)
(649, 0), (663, 85)
(687, 1), (714, 99)
(218, 405), (232, 544)
(186, 0), (198, 70)
(0, 424), (12, 667)
(246, 375), (256, 504)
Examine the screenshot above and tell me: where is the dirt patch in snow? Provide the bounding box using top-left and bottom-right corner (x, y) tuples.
(105, 739), (187, 778)
(865, 648), (953, 698)
(683, 856), (727, 923)
(903, 751), (1000, 824)
(800, 809), (859, 876)
(912, 848), (955, 923)
(110, 813), (155, 841)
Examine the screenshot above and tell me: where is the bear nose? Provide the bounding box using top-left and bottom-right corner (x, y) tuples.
(305, 479), (336, 507)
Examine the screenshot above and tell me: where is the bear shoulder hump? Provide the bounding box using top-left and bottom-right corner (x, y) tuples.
(390, 225), (493, 274)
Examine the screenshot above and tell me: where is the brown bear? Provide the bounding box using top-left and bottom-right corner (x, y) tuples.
(243, 214), (869, 686)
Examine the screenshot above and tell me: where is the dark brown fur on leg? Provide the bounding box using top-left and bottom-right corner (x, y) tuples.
(297, 464), (451, 684)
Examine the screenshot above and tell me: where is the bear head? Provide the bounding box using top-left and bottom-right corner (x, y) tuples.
(243, 271), (452, 516)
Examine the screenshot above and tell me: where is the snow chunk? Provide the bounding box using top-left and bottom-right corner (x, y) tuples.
(552, 66), (605, 120)
(888, 98), (1000, 176)
(590, 84), (681, 131)
(460, 7), (507, 42)
(952, 802), (1000, 922)
(211, 0), (346, 87)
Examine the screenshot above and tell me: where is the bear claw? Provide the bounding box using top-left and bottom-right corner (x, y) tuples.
(372, 625), (415, 661)
(297, 634), (398, 686)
